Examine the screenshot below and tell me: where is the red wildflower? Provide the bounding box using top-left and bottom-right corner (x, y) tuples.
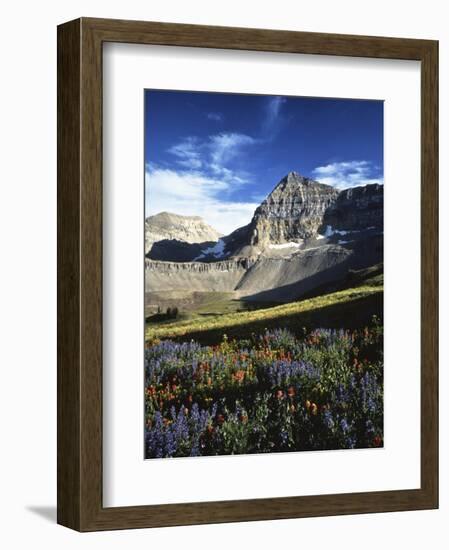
(233, 370), (245, 383)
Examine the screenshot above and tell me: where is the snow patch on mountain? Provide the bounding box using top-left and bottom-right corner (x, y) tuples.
(320, 225), (365, 238)
(194, 239), (226, 260)
(268, 240), (303, 250)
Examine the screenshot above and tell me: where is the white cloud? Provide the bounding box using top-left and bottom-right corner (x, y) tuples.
(207, 112), (223, 122)
(209, 163), (249, 185)
(156, 131), (261, 233)
(167, 132), (256, 185)
(267, 96), (286, 121)
(209, 133), (256, 165)
(167, 137), (203, 170)
(262, 96), (287, 135)
(145, 167), (258, 235)
(311, 160), (383, 189)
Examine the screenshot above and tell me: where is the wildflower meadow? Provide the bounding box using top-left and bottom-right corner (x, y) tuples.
(144, 322), (383, 458)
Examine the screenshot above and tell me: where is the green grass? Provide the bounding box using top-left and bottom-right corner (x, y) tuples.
(146, 283), (383, 345)
(146, 291), (276, 325)
(189, 293), (257, 316)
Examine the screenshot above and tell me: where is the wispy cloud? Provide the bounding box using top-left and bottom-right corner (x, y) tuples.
(209, 133), (256, 165)
(207, 112), (223, 122)
(262, 96), (287, 136)
(161, 131), (260, 233)
(167, 137), (203, 170)
(311, 160), (383, 189)
(145, 166), (258, 234)
(167, 132), (257, 186)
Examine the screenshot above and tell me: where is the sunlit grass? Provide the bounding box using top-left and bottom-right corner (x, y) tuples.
(146, 284), (383, 343)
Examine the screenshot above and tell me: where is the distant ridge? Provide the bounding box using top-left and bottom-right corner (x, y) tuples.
(145, 211), (222, 254)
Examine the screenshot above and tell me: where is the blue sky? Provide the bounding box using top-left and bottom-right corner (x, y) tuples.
(145, 90), (383, 234)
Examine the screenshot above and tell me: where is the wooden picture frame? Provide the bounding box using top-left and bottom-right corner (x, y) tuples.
(57, 17), (438, 531)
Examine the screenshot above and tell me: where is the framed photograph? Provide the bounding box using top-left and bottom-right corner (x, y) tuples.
(57, 17), (438, 531)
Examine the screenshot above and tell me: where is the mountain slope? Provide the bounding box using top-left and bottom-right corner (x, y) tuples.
(145, 233), (382, 301)
(146, 283), (383, 344)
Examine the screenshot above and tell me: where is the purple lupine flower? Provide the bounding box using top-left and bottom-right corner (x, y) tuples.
(323, 410), (335, 430)
(340, 418), (349, 433)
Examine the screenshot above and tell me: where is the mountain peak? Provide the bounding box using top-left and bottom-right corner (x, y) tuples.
(244, 172), (339, 247)
(283, 171), (306, 183)
(272, 171), (319, 193)
(286, 170), (303, 180)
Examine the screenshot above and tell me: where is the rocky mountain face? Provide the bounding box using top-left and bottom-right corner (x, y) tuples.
(145, 212), (222, 254)
(145, 172), (383, 302)
(321, 183), (383, 232)
(145, 239), (382, 302)
(145, 258), (255, 293)
(221, 173), (383, 258)
(248, 172), (339, 246)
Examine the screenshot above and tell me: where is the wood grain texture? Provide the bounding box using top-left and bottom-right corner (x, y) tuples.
(84, 17), (434, 59)
(57, 18), (81, 531)
(57, 17), (439, 532)
(79, 20), (104, 529)
(420, 41), (439, 503)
